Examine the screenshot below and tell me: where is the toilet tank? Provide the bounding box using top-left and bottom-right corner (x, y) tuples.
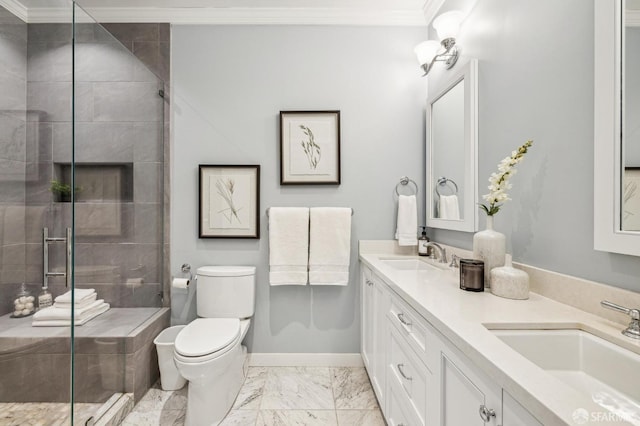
(196, 266), (256, 318)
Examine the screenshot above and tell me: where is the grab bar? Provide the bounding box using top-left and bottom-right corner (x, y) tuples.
(43, 227), (72, 289)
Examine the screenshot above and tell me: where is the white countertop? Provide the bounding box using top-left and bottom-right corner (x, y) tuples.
(360, 251), (640, 426)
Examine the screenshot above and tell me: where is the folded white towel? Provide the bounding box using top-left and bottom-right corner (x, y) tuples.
(309, 207), (351, 286)
(269, 207), (310, 286)
(439, 195), (460, 220)
(34, 299), (106, 321)
(395, 195), (417, 246)
(32, 303), (110, 327)
(54, 292), (97, 309)
(54, 288), (96, 304)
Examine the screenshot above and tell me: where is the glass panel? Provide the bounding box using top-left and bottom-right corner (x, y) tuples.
(0, 0), (77, 423)
(72, 3), (166, 422)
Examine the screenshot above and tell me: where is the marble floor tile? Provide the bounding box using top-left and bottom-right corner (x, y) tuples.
(134, 384), (187, 412)
(120, 408), (185, 426)
(336, 409), (385, 426)
(257, 409), (337, 426)
(233, 367), (268, 410)
(330, 368), (378, 410)
(219, 409), (259, 426)
(261, 367), (334, 410)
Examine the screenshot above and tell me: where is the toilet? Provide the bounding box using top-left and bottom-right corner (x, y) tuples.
(174, 266), (256, 426)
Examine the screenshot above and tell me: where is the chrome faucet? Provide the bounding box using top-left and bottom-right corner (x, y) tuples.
(423, 242), (448, 264)
(601, 300), (640, 339)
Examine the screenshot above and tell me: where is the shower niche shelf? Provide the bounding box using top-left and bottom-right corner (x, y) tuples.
(52, 163), (133, 203)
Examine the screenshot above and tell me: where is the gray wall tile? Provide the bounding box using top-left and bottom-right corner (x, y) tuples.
(93, 82), (162, 122)
(27, 42), (72, 82)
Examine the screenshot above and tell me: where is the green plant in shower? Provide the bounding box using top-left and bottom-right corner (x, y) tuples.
(50, 180), (83, 201)
(299, 125), (321, 170)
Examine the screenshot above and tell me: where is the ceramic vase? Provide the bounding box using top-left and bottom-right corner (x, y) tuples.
(490, 259), (530, 300)
(472, 215), (506, 287)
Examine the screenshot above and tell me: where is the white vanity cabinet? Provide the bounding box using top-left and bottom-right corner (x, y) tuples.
(360, 264), (390, 411)
(359, 260), (544, 426)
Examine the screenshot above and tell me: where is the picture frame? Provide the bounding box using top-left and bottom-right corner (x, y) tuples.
(280, 110), (341, 185)
(199, 165), (260, 239)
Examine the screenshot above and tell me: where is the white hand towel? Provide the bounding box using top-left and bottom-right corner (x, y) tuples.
(34, 299), (106, 321)
(309, 207), (351, 286)
(439, 195), (460, 220)
(54, 288), (96, 304)
(395, 195), (418, 246)
(269, 207), (310, 286)
(32, 303), (110, 327)
(54, 292), (97, 309)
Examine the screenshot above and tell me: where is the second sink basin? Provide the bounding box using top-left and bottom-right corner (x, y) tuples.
(492, 329), (640, 422)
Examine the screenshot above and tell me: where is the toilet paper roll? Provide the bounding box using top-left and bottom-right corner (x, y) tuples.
(172, 278), (190, 289)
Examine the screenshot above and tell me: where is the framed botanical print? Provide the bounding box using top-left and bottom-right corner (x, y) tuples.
(199, 165), (260, 238)
(280, 110), (341, 185)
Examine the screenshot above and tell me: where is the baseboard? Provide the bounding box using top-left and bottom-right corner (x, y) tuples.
(248, 353), (363, 367)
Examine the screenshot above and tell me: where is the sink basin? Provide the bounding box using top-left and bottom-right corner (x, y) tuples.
(492, 329), (640, 422)
(380, 259), (438, 271)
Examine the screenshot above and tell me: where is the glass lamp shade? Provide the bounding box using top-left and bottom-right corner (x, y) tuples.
(433, 10), (463, 41)
(414, 40), (440, 66)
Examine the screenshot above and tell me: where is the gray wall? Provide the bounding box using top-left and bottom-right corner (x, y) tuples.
(172, 25), (426, 353)
(429, 0), (640, 292)
(0, 6), (27, 315)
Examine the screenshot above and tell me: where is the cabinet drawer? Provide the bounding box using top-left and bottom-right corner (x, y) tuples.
(388, 325), (430, 425)
(387, 364), (421, 426)
(388, 293), (437, 370)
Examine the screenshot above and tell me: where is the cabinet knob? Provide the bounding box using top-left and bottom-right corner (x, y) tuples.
(397, 312), (412, 327)
(397, 363), (413, 381)
(479, 405), (496, 422)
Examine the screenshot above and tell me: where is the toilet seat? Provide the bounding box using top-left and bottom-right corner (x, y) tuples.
(175, 318), (240, 362)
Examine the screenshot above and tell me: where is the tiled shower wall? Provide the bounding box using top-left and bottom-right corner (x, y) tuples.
(18, 22), (170, 312)
(0, 6), (27, 316)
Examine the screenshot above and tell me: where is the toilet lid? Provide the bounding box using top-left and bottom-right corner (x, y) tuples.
(174, 318), (240, 357)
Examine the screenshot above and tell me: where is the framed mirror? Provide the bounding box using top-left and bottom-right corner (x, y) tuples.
(426, 59), (478, 232)
(594, 0), (640, 256)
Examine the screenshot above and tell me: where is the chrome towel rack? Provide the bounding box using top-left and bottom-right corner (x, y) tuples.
(436, 176), (458, 197)
(266, 207), (354, 217)
(395, 176), (418, 196)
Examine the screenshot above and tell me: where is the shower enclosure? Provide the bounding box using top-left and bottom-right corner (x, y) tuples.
(0, 1), (168, 424)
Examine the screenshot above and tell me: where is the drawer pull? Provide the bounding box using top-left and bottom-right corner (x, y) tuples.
(479, 405), (496, 422)
(397, 363), (412, 381)
(397, 313), (412, 326)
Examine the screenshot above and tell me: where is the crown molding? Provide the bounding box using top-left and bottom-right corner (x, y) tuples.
(0, 0), (28, 22)
(22, 5), (428, 26)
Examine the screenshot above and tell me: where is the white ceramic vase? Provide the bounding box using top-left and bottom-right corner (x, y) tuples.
(490, 259), (530, 300)
(472, 215), (506, 287)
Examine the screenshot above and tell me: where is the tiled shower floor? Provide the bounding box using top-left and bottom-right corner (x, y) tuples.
(121, 366), (386, 426)
(0, 401), (101, 426)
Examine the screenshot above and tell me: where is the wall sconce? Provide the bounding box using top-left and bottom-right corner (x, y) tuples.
(414, 11), (463, 76)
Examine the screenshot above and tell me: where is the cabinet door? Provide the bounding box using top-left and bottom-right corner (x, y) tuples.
(440, 349), (501, 426)
(361, 265), (374, 371)
(372, 275), (389, 405)
(502, 391), (542, 426)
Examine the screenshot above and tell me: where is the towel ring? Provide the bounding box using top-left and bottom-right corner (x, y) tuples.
(395, 176), (418, 196)
(435, 177), (458, 197)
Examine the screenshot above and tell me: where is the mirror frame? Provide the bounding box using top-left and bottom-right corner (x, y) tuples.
(593, 0), (640, 256)
(425, 59), (478, 232)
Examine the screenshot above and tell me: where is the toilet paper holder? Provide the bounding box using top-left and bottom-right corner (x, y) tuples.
(180, 263), (194, 281)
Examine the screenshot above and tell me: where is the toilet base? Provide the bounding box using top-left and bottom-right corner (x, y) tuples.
(181, 344), (247, 426)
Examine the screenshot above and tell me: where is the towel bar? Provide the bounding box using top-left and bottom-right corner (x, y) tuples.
(266, 207), (354, 217)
